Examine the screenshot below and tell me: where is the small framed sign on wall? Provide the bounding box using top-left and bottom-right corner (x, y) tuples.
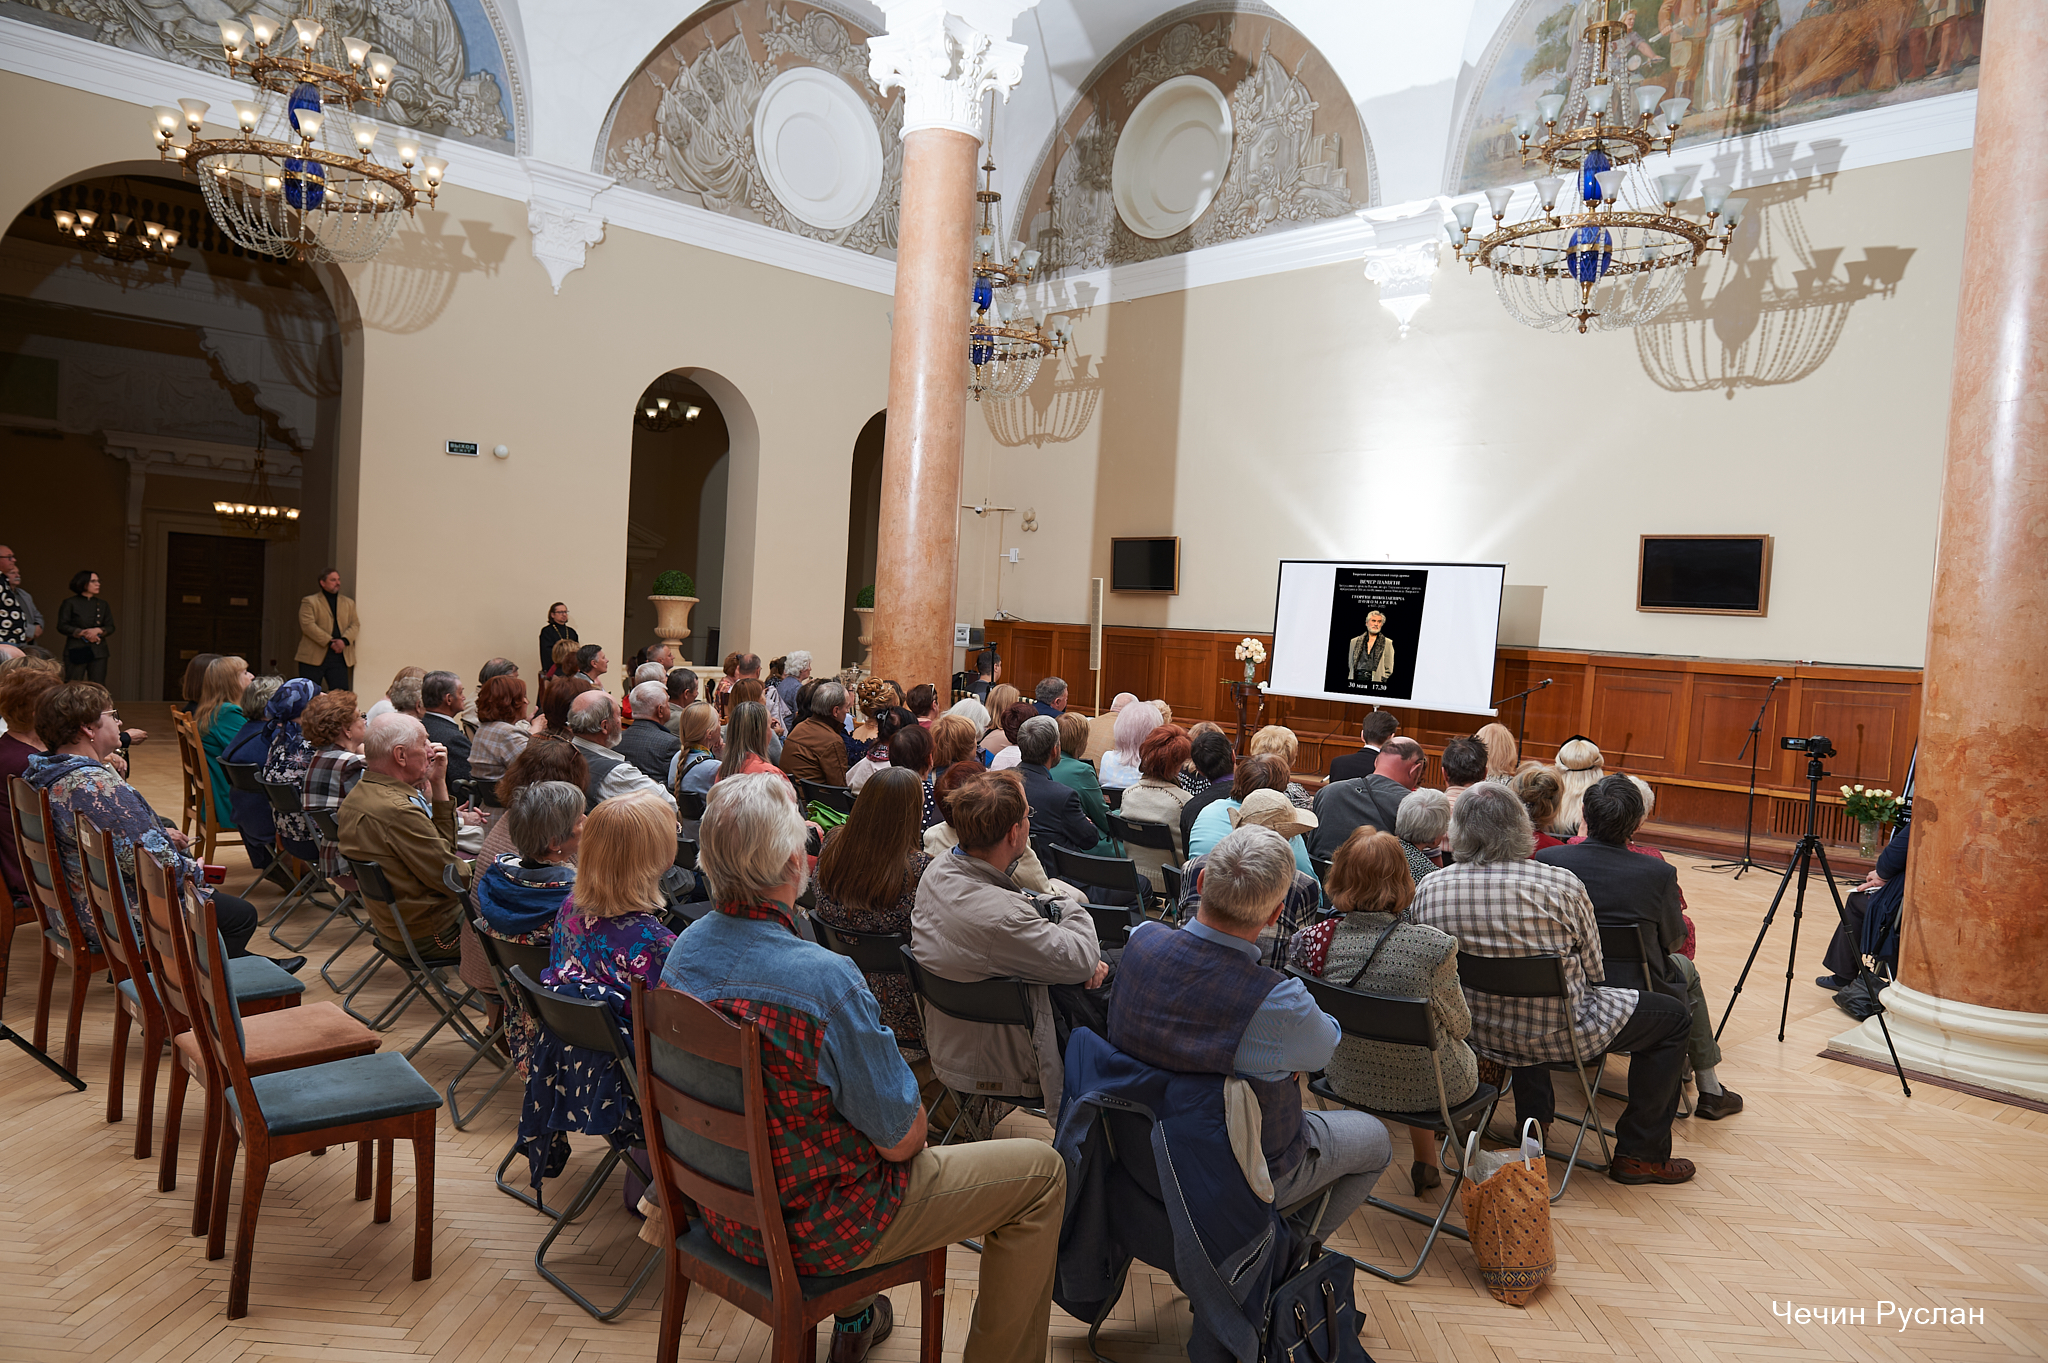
(1638, 535), (1773, 616)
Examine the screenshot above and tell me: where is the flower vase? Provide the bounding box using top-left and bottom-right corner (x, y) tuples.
(1242, 660), (1257, 686)
(1859, 820), (1881, 858)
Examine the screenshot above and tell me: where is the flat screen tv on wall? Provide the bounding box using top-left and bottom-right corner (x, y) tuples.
(1638, 535), (1773, 615)
(1111, 537), (1180, 594)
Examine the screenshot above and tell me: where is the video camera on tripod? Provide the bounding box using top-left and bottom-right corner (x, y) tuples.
(1779, 734), (1837, 758)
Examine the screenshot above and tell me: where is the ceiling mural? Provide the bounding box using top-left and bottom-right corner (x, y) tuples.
(0, 0), (521, 150)
(599, 1), (903, 259)
(1453, 0), (1984, 194)
(1017, 9), (1374, 276)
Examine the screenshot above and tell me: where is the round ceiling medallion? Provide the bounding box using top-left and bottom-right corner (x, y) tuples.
(751, 67), (883, 231)
(1111, 74), (1234, 240)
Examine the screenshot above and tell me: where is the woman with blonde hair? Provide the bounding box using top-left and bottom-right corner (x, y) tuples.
(671, 700), (722, 799)
(929, 712), (979, 772)
(1512, 764), (1571, 852)
(1098, 695), (1162, 790)
(195, 653), (254, 829)
(1248, 724), (1312, 809)
(1290, 826), (1478, 1196)
(542, 789), (678, 1006)
(1551, 736), (1604, 838)
(979, 683), (1021, 759)
(1474, 723), (1518, 781)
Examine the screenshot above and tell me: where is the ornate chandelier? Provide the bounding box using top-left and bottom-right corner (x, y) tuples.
(214, 425), (301, 537)
(983, 351), (1101, 448)
(1446, 1), (1745, 335)
(636, 396), (701, 432)
(969, 140), (1068, 402)
(148, 4), (444, 265)
(52, 205), (181, 262)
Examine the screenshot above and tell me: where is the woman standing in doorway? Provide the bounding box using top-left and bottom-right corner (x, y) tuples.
(57, 571), (114, 683)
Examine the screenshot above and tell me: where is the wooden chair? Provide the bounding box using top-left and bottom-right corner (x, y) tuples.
(180, 881), (439, 1318)
(171, 708), (204, 838)
(632, 977), (948, 1363)
(8, 775), (110, 1074)
(179, 712), (243, 865)
(75, 813), (169, 1149)
(129, 853), (325, 1234)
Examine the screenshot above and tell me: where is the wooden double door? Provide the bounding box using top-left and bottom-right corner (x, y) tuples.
(161, 532), (265, 700)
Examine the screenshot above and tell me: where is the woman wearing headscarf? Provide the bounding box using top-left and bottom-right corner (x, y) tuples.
(257, 677), (321, 861)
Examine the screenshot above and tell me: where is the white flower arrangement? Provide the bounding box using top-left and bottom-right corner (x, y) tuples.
(1234, 637), (1268, 664)
(1840, 784), (1902, 825)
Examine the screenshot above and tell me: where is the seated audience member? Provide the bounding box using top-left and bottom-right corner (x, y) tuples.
(913, 768), (1106, 1116)
(711, 651), (741, 716)
(885, 721), (940, 828)
(618, 680), (681, 785)
(535, 674), (594, 735)
(668, 701), (722, 799)
(967, 642), (1002, 698)
(1537, 776), (1740, 1118)
(1016, 715), (1114, 857)
(1176, 717), (1219, 793)
(1119, 724), (1192, 880)
(1439, 736), (1489, 808)
(1113, 825), (1392, 1241)
(257, 678), (321, 858)
(729, 678), (785, 760)
(1033, 677), (1069, 718)
(1249, 725), (1313, 809)
(906, 683), (938, 727)
(1309, 737), (1426, 862)
(469, 674), (531, 785)
(848, 706), (915, 793)
(574, 643), (609, 685)
(773, 650), (810, 730)
(546, 638), (578, 681)
(815, 767), (932, 1049)
(1188, 754), (1315, 874)
(543, 789), (676, 1008)
(663, 667), (700, 735)
(1567, 774), (1694, 953)
(1513, 765), (1571, 852)
(715, 700), (787, 790)
(1177, 790), (1322, 966)
(566, 690), (677, 811)
(420, 671), (474, 789)
(196, 654), (255, 830)
(781, 680), (852, 788)
(1050, 712), (1113, 839)
(1394, 787), (1451, 881)
(1821, 816), (1910, 994)
(1550, 736), (1604, 838)
(929, 712), (979, 775)
(221, 675), (284, 864)
(1291, 827), (1477, 1195)
(469, 779), (581, 1069)
(1085, 692), (1136, 763)
(925, 761), (1059, 894)
(0, 662), (61, 904)
(301, 690), (367, 880)
(1176, 729), (1239, 844)
(25, 681), (294, 969)
(1329, 710), (1401, 784)
(1475, 722), (1518, 781)
(988, 700), (1035, 773)
(175, 652), (221, 716)
(978, 684), (1021, 761)
(1098, 697), (1161, 791)
(663, 773), (1067, 1363)
(1411, 784), (1696, 1185)
(478, 737), (591, 866)
(363, 666), (426, 722)
(338, 712), (471, 957)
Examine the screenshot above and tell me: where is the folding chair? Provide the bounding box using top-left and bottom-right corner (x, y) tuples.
(259, 779), (349, 951)
(797, 779), (855, 818)
(813, 920), (908, 977)
(1160, 864), (1184, 922)
(1289, 968), (1500, 1281)
(507, 964), (662, 1320)
(439, 863), (513, 1130)
(1109, 813), (1178, 866)
(1046, 843), (1156, 920)
(1592, 921), (1685, 1115)
(344, 858), (491, 1056)
(897, 944), (1047, 1142)
(632, 977), (948, 1363)
(1102, 785), (1124, 811)
(8, 774), (108, 1078)
(305, 806), (378, 994)
(470, 931), (560, 1210)
(676, 789), (707, 822)
(1455, 951), (1613, 1202)
(221, 761), (281, 898)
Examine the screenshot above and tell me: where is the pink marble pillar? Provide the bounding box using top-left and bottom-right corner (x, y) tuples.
(868, 127), (977, 691)
(1898, 0), (2048, 1017)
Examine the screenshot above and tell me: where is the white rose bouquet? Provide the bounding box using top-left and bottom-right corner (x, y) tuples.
(1839, 784), (1902, 825)
(1233, 637), (1267, 664)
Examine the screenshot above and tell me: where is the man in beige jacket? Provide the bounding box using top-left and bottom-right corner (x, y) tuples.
(297, 568), (360, 690)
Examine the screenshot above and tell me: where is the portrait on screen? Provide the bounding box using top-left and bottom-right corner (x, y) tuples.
(1323, 567), (1428, 699)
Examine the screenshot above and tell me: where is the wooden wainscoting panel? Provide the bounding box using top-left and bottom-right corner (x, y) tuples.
(1009, 628), (1057, 696)
(1102, 629), (1161, 704)
(1160, 638), (1220, 723)
(1589, 666), (1685, 775)
(1688, 671), (1797, 787)
(1800, 679), (1911, 788)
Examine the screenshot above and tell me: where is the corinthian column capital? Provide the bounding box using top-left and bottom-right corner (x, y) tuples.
(866, 0), (1035, 139)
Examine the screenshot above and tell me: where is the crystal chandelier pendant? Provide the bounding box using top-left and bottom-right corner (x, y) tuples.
(965, 100), (1068, 404)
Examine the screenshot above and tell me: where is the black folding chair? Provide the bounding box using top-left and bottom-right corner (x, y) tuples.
(1455, 951), (1613, 1201)
(1102, 786), (1123, 811)
(797, 779), (855, 818)
(1160, 864), (1184, 922)
(897, 945), (1046, 1142)
(306, 806), (378, 995)
(221, 760), (285, 899)
(258, 779), (347, 951)
(675, 788), (707, 822)
(1289, 969), (1499, 1281)
(345, 858), (492, 1059)
(1109, 813), (1179, 870)
(439, 863), (515, 1130)
(505, 965), (662, 1320)
(1046, 843), (1155, 916)
(814, 920), (909, 978)
(472, 930), (559, 1210)
(1594, 921), (1680, 1115)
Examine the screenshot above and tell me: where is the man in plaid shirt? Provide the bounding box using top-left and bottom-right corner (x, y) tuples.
(1411, 783), (1696, 1185)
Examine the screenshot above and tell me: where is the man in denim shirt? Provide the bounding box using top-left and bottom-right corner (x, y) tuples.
(662, 773), (1066, 1363)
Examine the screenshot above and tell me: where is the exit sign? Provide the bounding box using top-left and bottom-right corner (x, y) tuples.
(445, 439), (480, 456)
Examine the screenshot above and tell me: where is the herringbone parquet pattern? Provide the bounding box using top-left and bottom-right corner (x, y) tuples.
(2, 705), (2042, 1361)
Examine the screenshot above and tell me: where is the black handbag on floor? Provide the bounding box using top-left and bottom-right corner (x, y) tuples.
(1265, 1244), (1373, 1363)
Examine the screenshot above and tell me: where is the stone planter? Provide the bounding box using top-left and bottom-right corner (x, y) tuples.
(852, 605), (874, 667)
(650, 595), (699, 657)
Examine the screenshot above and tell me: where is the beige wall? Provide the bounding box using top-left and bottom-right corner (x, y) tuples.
(0, 70), (893, 695)
(957, 151), (1970, 671)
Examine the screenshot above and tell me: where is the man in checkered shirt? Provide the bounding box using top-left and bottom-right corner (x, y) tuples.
(1411, 783), (1697, 1185)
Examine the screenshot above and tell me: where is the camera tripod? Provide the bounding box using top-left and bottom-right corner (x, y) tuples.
(1714, 748), (1910, 1095)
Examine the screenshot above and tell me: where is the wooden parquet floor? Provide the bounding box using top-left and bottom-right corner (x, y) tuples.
(2, 703), (2043, 1361)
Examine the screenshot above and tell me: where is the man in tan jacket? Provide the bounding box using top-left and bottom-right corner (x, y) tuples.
(338, 713), (469, 958)
(296, 568), (360, 691)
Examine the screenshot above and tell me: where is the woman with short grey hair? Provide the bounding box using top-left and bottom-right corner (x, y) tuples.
(1446, 782), (1537, 865)
(470, 779), (583, 1070)
(1394, 787), (1451, 883)
(699, 770), (808, 907)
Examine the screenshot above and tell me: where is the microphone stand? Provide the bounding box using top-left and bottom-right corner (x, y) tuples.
(1705, 677), (1780, 878)
(1489, 679), (1552, 756)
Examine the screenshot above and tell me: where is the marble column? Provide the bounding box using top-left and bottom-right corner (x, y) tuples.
(1831, 0), (2048, 1100)
(865, 2), (1031, 690)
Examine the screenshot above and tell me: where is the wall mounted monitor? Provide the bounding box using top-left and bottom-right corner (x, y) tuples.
(1268, 560), (1507, 714)
(1638, 535), (1773, 616)
(1111, 537), (1180, 594)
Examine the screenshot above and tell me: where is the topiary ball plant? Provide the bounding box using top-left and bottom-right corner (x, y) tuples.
(855, 584), (875, 608)
(651, 570), (696, 597)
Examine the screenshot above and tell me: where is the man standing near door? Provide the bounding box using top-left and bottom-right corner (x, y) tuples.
(296, 568), (359, 691)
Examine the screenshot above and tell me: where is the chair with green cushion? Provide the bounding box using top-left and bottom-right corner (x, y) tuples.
(179, 881), (440, 1319)
(75, 811), (171, 1152)
(8, 774), (110, 1079)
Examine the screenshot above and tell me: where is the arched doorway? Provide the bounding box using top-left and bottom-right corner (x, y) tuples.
(842, 411), (885, 670)
(623, 372), (732, 667)
(0, 167), (346, 699)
